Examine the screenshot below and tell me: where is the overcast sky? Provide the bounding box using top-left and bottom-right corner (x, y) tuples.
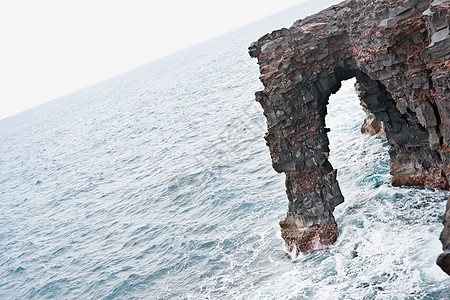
(0, 0), (307, 120)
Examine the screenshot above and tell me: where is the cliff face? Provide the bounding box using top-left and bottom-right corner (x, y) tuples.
(249, 0), (450, 274)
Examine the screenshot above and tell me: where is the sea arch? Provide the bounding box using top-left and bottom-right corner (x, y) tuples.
(248, 0), (450, 270)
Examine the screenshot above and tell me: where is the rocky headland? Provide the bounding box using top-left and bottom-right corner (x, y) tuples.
(249, 0), (450, 274)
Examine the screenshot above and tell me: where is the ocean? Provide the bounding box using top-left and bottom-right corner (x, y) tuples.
(1, 0), (449, 298)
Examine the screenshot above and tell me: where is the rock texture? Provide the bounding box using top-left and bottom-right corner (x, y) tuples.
(249, 0), (450, 272)
(438, 196), (450, 275)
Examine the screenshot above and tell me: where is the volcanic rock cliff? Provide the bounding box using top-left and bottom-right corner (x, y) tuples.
(249, 0), (450, 274)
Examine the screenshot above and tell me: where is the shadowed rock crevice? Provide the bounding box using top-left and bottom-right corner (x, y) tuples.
(249, 0), (450, 273)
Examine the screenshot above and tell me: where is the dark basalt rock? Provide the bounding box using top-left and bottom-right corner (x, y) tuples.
(249, 0), (450, 273)
(437, 196), (450, 275)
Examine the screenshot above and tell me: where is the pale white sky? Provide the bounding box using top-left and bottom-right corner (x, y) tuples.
(0, 0), (305, 120)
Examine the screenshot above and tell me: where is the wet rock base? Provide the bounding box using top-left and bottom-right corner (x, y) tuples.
(280, 212), (338, 254)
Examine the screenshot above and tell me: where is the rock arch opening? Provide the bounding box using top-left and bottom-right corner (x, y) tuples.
(276, 67), (441, 254)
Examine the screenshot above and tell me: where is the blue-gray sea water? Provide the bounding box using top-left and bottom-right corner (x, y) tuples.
(1, 1), (450, 299)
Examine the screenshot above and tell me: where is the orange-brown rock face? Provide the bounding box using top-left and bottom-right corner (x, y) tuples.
(249, 0), (450, 273)
(280, 212), (338, 254)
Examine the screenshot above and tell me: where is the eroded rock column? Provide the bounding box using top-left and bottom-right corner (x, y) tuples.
(255, 70), (345, 253)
